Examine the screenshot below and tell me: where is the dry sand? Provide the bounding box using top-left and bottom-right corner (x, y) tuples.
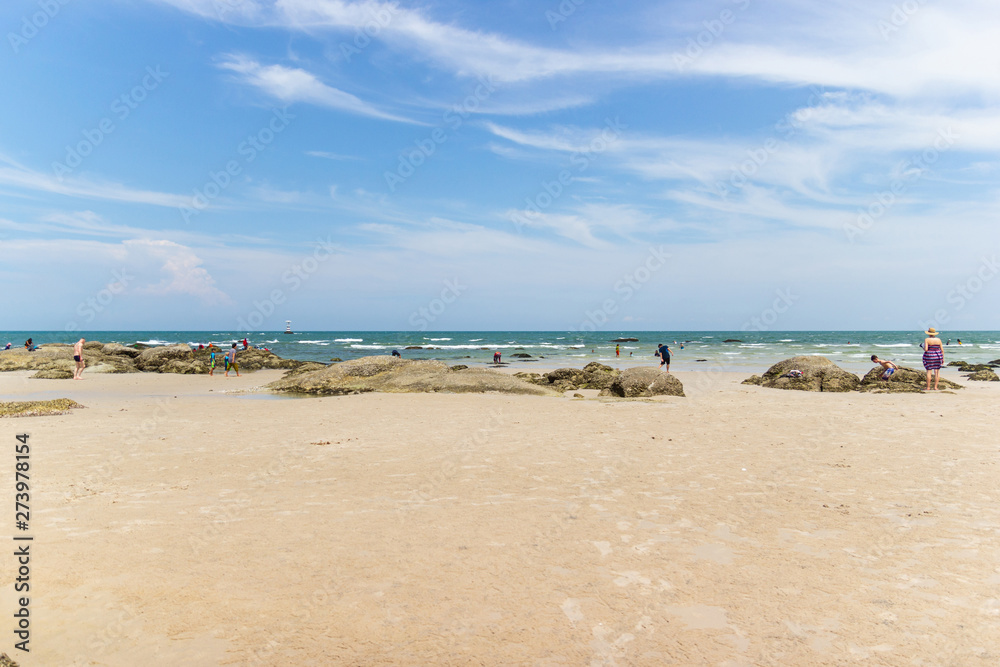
(1, 368), (998, 666)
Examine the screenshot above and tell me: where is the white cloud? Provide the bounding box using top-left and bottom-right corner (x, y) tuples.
(125, 239), (232, 304)
(0, 153), (191, 208)
(218, 54), (419, 123)
(156, 0), (1000, 100)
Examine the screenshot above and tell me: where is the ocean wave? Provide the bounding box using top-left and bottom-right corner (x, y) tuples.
(778, 339), (795, 342)
(350, 344), (389, 349)
(137, 339), (173, 346)
(334, 338), (363, 342)
(427, 338), (452, 341)
(873, 343), (915, 348)
(298, 340), (330, 344)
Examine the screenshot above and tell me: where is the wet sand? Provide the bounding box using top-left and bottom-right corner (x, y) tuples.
(1, 369), (997, 665)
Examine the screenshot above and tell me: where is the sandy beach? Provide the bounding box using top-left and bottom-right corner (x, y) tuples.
(2, 368), (998, 666)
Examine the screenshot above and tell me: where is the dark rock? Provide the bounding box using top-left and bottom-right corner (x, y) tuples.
(83, 341), (104, 350)
(510, 353), (532, 358)
(958, 364), (992, 373)
(723, 339), (743, 343)
(946, 361), (967, 367)
(607, 367), (685, 398)
(572, 393), (584, 398)
(696, 359), (708, 362)
(330, 357), (343, 363)
(405, 346), (423, 349)
(752, 356), (859, 392)
(450, 364), (469, 371)
(611, 338), (639, 342)
(967, 369), (999, 381)
(742, 375), (763, 386)
(858, 365), (962, 392)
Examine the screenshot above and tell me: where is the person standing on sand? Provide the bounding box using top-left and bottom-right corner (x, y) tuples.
(655, 343), (672, 372)
(921, 328), (944, 390)
(73, 338), (86, 379)
(209, 349), (217, 376)
(225, 343), (240, 377)
(616, 344), (620, 357)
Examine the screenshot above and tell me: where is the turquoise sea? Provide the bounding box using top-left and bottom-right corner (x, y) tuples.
(3, 331), (998, 373)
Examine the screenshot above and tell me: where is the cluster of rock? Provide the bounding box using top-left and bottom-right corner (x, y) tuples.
(947, 360), (1000, 381)
(0, 342), (302, 379)
(268, 356), (558, 396)
(514, 362), (685, 398)
(267, 357), (686, 398)
(743, 356), (964, 393)
(741, 357), (860, 392)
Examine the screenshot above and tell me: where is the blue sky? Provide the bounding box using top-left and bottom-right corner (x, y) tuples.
(1, 0), (999, 332)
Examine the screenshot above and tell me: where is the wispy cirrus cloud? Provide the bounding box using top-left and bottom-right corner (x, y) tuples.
(0, 153), (191, 208)
(156, 0), (1000, 99)
(217, 54), (420, 123)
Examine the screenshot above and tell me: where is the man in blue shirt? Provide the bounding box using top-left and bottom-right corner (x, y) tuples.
(655, 343), (672, 372)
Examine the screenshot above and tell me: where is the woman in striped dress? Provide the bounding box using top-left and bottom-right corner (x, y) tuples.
(922, 328), (944, 390)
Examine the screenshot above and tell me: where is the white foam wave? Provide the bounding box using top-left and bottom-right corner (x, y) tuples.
(334, 338), (363, 342)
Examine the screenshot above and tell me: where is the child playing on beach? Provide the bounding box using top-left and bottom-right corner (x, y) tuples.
(655, 343), (672, 372)
(225, 343), (240, 377)
(870, 355), (898, 381)
(209, 349), (216, 376)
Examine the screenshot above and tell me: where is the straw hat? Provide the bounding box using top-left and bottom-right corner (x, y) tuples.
(924, 327), (940, 336)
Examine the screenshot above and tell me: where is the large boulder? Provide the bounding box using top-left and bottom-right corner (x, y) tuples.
(967, 369), (999, 382)
(858, 365), (962, 392)
(520, 362), (622, 392)
(160, 360), (207, 375)
(268, 356), (559, 396)
(281, 362), (328, 377)
(102, 343), (141, 358)
(135, 345), (194, 371)
(750, 356), (859, 392)
(605, 367), (685, 398)
(0, 348), (74, 372)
